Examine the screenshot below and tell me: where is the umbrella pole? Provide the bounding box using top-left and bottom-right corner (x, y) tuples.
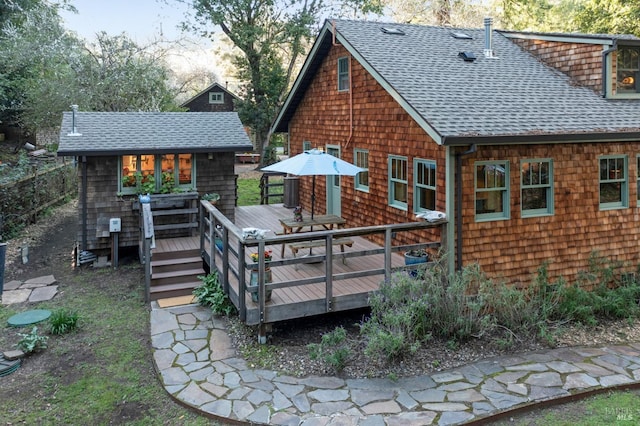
(311, 176), (316, 219)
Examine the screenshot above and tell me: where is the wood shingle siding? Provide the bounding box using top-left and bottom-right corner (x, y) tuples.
(461, 142), (640, 285)
(511, 39), (603, 93)
(288, 45), (444, 248)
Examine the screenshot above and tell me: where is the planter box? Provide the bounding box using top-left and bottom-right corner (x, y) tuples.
(236, 153), (260, 164)
(404, 252), (428, 278)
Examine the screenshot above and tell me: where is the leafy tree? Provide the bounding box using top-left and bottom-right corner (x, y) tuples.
(384, 0), (491, 27)
(0, 1), (80, 130)
(572, 0), (640, 37)
(182, 0), (383, 164)
(75, 33), (181, 112)
(498, 0), (640, 36)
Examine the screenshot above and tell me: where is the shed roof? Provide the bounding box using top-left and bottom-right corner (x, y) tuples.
(58, 111), (253, 156)
(272, 19), (640, 145)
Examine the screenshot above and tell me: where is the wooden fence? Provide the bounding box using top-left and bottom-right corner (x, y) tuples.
(0, 159), (76, 241)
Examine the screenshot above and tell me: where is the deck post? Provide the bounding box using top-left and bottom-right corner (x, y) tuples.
(384, 228), (393, 283)
(238, 242), (247, 322)
(257, 323), (272, 344)
(325, 235), (333, 312)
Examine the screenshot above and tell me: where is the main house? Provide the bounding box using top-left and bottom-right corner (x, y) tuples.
(57, 110), (252, 258)
(271, 18), (640, 285)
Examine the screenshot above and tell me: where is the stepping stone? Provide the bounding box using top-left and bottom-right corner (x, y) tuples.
(7, 309), (52, 327)
(23, 275), (57, 287)
(4, 280), (23, 291)
(1, 289), (32, 305)
(3, 350), (25, 360)
(28, 286), (58, 302)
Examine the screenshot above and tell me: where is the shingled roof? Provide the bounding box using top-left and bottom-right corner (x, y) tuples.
(272, 19), (640, 145)
(58, 111), (253, 156)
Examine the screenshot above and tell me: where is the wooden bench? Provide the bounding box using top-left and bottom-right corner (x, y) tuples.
(288, 237), (354, 264)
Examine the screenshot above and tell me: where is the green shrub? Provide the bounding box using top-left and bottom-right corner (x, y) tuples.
(49, 308), (79, 335)
(16, 326), (48, 353)
(362, 258), (489, 361)
(308, 326), (352, 372)
(193, 271), (236, 316)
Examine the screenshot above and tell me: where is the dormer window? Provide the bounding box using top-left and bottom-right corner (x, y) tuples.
(617, 46), (640, 93)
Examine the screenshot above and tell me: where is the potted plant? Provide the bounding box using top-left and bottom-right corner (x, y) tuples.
(404, 248), (428, 278)
(202, 193), (220, 205)
(249, 250), (273, 302)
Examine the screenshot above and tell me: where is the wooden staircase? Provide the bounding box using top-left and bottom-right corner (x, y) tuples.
(149, 237), (205, 301)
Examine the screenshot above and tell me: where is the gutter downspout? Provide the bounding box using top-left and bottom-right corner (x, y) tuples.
(455, 144), (476, 271)
(602, 40), (617, 98)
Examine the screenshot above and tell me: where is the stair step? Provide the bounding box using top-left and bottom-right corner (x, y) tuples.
(152, 256), (202, 267)
(151, 268), (205, 286)
(149, 281), (201, 301)
(152, 248), (200, 261)
(151, 256), (203, 274)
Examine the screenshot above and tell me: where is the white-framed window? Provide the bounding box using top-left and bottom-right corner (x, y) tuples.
(354, 149), (369, 191)
(414, 159), (436, 212)
(302, 140), (312, 151)
(617, 46), (640, 94)
(521, 159), (553, 217)
(388, 155), (407, 210)
(337, 57), (349, 92)
(599, 155), (628, 209)
(120, 154), (195, 194)
(209, 92), (224, 104)
(475, 161), (509, 221)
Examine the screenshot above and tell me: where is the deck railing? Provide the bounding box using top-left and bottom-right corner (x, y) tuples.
(259, 172), (285, 205)
(200, 201), (447, 334)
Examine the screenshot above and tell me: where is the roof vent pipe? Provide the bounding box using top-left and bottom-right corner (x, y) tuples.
(484, 17), (495, 58)
(68, 104), (82, 136)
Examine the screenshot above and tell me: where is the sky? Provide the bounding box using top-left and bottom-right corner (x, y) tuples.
(58, 0), (232, 91)
(59, 0), (193, 43)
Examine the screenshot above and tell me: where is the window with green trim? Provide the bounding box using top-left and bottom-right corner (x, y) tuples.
(120, 154), (195, 195)
(302, 140), (312, 151)
(617, 46), (640, 94)
(475, 161), (509, 221)
(599, 155), (627, 209)
(388, 155), (407, 209)
(338, 57), (349, 92)
(414, 159), (436, 212)
(354, 149), (369, 191)
(521, 159), (553, 217)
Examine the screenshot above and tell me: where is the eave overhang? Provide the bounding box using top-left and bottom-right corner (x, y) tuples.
(442, 131), (640, 146)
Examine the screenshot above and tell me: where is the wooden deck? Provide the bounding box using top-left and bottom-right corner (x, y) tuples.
(201, 203), (445, 333)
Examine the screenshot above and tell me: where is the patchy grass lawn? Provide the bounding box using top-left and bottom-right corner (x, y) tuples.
(0, 265), (220, 425)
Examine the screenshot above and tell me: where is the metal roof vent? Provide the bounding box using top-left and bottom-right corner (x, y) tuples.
(484, 17), (498, 58)
(380, 27), (405, 35)
(458, 51), (477, 62)
(451, 32), (473, 40)
(67, 104), (82, 136)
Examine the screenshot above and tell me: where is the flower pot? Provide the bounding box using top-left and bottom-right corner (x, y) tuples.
(250, 268), (272, 302)
(404, 252), (428, 278)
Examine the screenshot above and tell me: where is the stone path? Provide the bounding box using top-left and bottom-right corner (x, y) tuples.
(151, 303), (640, 425)
(1, 275), (58, 305)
